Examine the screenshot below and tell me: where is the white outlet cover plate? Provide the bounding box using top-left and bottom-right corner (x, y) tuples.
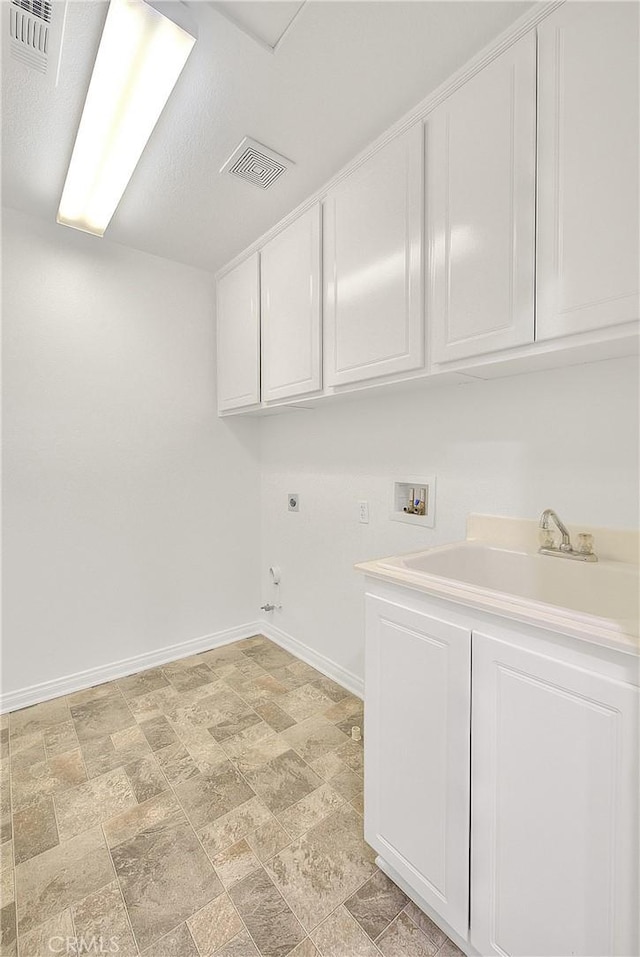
(288, 493), (299, 512)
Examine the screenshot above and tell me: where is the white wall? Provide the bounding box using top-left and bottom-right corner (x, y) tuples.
(2, 208), (261, 698)
(259, 358), (639, 684)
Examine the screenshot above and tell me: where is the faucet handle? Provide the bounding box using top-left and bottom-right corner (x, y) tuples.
(576, 533), (595, 555)
(538, 527), (555, 548)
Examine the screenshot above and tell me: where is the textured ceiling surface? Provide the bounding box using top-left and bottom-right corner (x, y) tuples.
(2, 0), (532, 273)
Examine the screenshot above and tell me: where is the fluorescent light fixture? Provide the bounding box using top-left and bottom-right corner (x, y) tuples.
(57, 0), (196, 237)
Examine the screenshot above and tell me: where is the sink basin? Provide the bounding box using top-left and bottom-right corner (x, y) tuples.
(375, 542), (640, 637)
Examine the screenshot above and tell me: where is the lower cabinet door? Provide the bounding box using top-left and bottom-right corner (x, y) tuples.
(471, 630), (640, 957)
(364, 595), (471, 939)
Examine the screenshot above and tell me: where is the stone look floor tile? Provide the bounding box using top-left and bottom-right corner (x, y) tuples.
(0, 840), (14, 906)
(0, 899), (16, 956)
(309, 677), (350, 703)
(336, 739), (365, 775)
(139, 715), (179, 751)
(435, 939), (466, 957)
(141, 921), (199, 956)
(10, 740), (46, 770)
(0, 767), (11, 845)
(111, 724), (148, 750)
(246, 819), (292, 863)
(245, 751), (322, 815)
(328, 766), (363, 803)
(212, 838), (261, 888)
(230, 867), (306, 957)
(322, 695), (362, 725)
(15, 826), (114, 934)
(11, 750), (87, 808)
(15, 908), (74, 957)
(376, 911), (439, 957)
(43, 720), (79, 758)
(253, 700), (297, 733)
(54, 767), (136, 842)
(70, 694), (136, 742)
(175, 762), (255, 829)
(280, 716), (350, 764)
(267, 804), (376, 931)
(110, 809), (222, 951)
(276, 685), (336, 723)
(103, 790), (183, 848)
(162, 661), (215, 693)
(9, 698), (69, 740)
(344, 870), (408, 940)
(154, 741), (200, 785)
(79, 733), (150, 779)
(214, 927), (260, 957)
(290, 939), (320, 957)
(229, 733), (290, 775)
(187, 891), (243, 955)
(12, 797), (59, 865)
(311, 906), (381, 957)
(124, 753), (168, 803)
(403, 901), (448, 950)
(277, 781), (345, 839)
(308, 751), (350, 783)
(71, 881), (138, 957)
(117, 668), (170, 699)
(209, 708), (264, 743)
(198, 796), (273, 857)
(6, 637), (461, 957)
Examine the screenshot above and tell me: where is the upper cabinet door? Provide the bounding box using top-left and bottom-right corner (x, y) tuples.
(428, 34), (536, 364)
(261, 205), (322, 403)
(216, 253), (260, 413)
(536, 3), (640, 341)
(324, 124), (424, 387)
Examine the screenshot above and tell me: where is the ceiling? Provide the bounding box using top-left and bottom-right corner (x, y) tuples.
(2, 0), (533, 274)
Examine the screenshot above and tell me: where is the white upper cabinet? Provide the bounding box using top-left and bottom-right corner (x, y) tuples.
(261, 205), (322, 403)
(216, 253), (260, 413)
(536, 3), (640, 340)
(323, 124), (424, 386)
(471, 628), (639, 957)
(428, 33), (537, 364)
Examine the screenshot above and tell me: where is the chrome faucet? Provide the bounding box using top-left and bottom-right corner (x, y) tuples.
(538, 509), (597, 562)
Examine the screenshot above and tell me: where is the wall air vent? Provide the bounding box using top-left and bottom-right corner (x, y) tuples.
(220, 137), (293, 190)
(8, 0), (65, 76)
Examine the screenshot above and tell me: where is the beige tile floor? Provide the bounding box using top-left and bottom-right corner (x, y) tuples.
(0, 636), (463, 957)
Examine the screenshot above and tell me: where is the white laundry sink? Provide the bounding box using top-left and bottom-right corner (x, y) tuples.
(356, 516), (640, 651)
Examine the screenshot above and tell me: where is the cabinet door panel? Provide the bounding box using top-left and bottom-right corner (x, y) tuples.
(429, 34), (536, 364)
(365, 596), (470, 939)
(324, 124), (424, 386)
(471, 630), (639, 957)
(261, 205), (321, 402)
(536, 3), (640, 340)
(216, 254), (260, 412)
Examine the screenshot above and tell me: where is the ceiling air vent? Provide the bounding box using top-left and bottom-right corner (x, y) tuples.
(8, 0), (64, 75)
(220, 137), (293, 190)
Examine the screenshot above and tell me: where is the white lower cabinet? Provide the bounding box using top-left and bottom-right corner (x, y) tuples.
(470, 628), (640, 957)
(364, 593), (471, 940)
(364, 582), (640, 956)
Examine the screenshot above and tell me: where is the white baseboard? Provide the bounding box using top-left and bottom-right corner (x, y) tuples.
(261, 621), (364, 700)
(0, 621), (264, 714)
(1, 618), (364, 714)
